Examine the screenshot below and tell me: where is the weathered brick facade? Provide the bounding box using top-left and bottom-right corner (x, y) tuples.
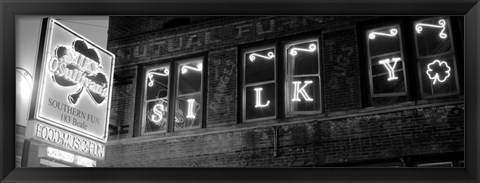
(101, 16), (464, 167)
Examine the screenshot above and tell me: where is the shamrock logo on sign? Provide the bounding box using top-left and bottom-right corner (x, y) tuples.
(426, 60), (451, 85)
(48, 40), (109, 105)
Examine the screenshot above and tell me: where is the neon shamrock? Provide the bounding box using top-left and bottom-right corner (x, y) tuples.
(426, 60), (451, 85)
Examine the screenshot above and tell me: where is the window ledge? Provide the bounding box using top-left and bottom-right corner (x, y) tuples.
(356, 100), (463, 117)
(359, 101), (416, 113)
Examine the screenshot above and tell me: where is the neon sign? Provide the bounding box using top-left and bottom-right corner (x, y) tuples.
(34, 122), (105, 159)
(254, 87), (270, 108)
(31, 18), (114, 143)
(186, 99), (196, 119)
(181, 63), (203, 74)
(45, 147), (96, 167)
(47, 146), (75, 163)
(74, 155), (96, 167)
(426, 60), (451, 85)
(378, 57), (401, 81)
(368, 28), (398, 40)
(150, 102), (167, 125)
(48, 40), (109, 105)
(291, 81), (313, 102)
(289, 44), (317, 56)
(147, 68), (169, 87)
(415, 19), (447, 39)
(249, 52), (275, 62)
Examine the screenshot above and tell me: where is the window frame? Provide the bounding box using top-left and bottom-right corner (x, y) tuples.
(365, 24), (410, 99)
(283, 38), (323, 116)
(241, 44), (278, 123)
(413, 17), (461, 99)
(140, 63), (171, 135)
(174, 57), (205, 131)
(139, 56), (206, 136)
(359, 16), (463, 108)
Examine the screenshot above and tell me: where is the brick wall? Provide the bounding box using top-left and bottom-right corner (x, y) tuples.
(109, 16), (223, 41)
(100, 104), (463, 167)
(109, 67), (137, 139)
(103, 16), (464, 167)
(322, 27), (361, 112)
(207, 48), (238, 127)
(109, 16), (165, 41)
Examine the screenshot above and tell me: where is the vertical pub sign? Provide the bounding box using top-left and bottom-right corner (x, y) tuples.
(27, 18), (115, 165)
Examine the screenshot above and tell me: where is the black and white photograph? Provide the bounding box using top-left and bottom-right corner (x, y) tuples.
(15, 15), (465, 168)
(2, 0), (480, 182)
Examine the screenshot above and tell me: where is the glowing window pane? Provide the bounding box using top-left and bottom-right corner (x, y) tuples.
(176, 59), (203, 130)
(243, 47), (277, 121)
(366, 24), (408, 106)
(146, 67), (169, 101)
(418, 56), (458, 96)
(245, 49), (275, 84)
(289, 77), (321, 112)
(178, 61), (202, 95)
(285, 40), (321, 114)
(414, 17), (459, 98)
(175, 94), (202, 130)
(144, 65), (170, 134)
(286, 41), (319, 75)
(245, 83), (275, 120)
(414, 17), (452, 57)
(145, 100), (168, 133)
(367, 26), (401, 56)
(370, 53), (406, 94)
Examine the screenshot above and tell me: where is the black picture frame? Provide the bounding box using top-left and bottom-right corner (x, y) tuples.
(1, 0), (479, 182)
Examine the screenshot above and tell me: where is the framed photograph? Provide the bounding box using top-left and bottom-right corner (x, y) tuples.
(2, 0), (479, 182)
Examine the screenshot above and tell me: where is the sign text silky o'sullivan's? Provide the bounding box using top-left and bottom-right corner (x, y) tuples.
(30, 18), (114, 143)
(34, 122), (105, 159)
(48, 40), (109, 105)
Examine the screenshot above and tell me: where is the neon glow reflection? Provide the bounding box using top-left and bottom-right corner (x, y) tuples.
(368, 28), (398, 40)
(426, 60), (451, 85)
(289, 44), (316, 56)
(378, 57), (401, 81)
(415, 19), (447, 39)
(16, 68), (33, 101)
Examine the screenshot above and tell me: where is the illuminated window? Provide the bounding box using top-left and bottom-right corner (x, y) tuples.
(176, 59), (203, 130)
(362, 17), (462, 107)
(242, 46), (276, 121)
(366, 25), (408, 106)
(285, 39), (322, 114)
(143, 64), (170, 133)
(414, 17), (459, 98)
(141, 57), (204, 134)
